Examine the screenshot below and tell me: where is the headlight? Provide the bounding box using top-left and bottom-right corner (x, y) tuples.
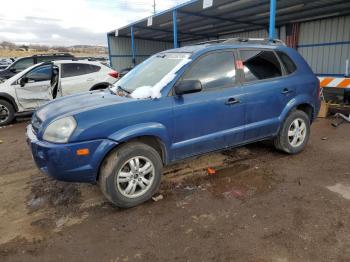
(43, 116), (77, 143)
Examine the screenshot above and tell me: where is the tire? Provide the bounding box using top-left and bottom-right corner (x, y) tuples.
(99, 142), (163, 208)
(0, 99), (15, 126)
(274, 110), (310, 154)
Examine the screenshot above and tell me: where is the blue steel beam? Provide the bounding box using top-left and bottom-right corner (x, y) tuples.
(173, 9), (178, 48)
(269, 0), (277, 40)
(133, 26), (213, 39)
(131, 26), (136, 65)
(107, 34), (112, 67)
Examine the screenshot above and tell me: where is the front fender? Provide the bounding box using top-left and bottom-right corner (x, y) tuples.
(108, 122), (171, 160)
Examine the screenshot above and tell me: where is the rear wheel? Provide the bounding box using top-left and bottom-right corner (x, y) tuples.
(99, 142), (163, 208)
(274, 110), (310, 154)
(0, 99), (15, 126)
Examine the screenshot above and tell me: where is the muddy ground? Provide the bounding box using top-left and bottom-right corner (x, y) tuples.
(0, 118), (350, 262)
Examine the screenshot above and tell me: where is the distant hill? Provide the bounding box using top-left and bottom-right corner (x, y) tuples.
(0, 41), (108, 58)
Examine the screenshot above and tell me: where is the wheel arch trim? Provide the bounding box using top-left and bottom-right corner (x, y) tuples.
(0, 92), (18, 112)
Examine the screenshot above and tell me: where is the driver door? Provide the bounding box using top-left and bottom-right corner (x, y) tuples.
(14, 64), (53, 110)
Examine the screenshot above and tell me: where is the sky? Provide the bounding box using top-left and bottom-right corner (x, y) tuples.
(0, 0), (189, 46)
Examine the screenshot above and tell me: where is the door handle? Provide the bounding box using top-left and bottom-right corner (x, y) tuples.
(86, 78), (94, 81)
(281, 88), (293, 94)
(225, 97), (240, 105)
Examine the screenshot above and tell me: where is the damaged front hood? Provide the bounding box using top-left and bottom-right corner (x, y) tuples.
(36, 90), (131, 124)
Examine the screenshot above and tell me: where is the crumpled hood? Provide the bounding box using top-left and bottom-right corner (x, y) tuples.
(36, 90), (131, 124)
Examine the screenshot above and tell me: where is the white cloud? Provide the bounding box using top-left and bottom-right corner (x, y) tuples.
(0, 0), (189, 46)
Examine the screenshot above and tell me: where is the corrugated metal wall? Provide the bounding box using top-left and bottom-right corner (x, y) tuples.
(108, 36), (173, 71)
(180, 29), (268, 46)
(298, 15), (350, 76)
(224, 29), (269, 39)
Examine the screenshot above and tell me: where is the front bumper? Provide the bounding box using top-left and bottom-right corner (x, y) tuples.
(26, 125), (117, 183)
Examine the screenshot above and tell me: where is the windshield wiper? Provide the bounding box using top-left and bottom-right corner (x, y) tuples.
(117, 85), (131, 94)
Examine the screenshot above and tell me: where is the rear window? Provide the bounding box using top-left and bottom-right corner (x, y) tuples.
(61, 63), (101, 78)
(240, 50), (283, 83)
(276, 51), (297, 74)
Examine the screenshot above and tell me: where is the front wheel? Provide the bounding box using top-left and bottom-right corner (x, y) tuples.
(99, 142), (163, 208)
(274, 110), (311, 154)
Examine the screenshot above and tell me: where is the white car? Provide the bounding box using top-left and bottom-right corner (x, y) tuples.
(0, 60), (118, 125)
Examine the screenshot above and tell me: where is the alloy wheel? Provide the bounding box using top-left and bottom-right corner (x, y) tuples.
(116, 156), (155, 198)
(288, 118), (307, 148)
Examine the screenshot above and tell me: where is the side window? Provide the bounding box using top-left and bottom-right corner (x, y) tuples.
(25, 65), (52, 82)
(276, 51), (297, 74)
(84, 64), (101, 74)
(182, 51), (236, 90)
(240, 50), (282, 83)
(61, 63), (100, 78)
(61, 63), (84, 78)
(12, 58), (34, 71)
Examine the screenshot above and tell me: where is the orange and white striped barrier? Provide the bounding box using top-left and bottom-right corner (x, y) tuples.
(318, 77), (350, 88)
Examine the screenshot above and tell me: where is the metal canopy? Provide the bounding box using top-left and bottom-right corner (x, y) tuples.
(108, 0), (350, 44)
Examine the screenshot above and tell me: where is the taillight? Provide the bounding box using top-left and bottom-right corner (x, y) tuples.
(108, 71), (119, 78)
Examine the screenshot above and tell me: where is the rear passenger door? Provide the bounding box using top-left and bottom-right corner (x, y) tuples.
(239, 49), (296, 141)
(60, 63), (101, 95)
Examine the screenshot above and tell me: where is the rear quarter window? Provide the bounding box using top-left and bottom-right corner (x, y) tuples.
(240, 50), (283, 83)
(276, 51), (297, 74)
(61, 63), (101, 78)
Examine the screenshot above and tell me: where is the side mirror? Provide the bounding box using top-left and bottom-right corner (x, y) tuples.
(174, 80), (202, 96)
(20, 77), (28, 87)
(10, 68), (16, 73)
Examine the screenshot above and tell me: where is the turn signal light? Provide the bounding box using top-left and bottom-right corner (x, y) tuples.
(76, 148), (90, 156)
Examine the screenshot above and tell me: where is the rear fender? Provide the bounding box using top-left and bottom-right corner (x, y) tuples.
(278, 94), (315, 131)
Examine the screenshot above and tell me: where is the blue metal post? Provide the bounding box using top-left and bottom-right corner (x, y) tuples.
(107, 34), (113, 68)
(131, 26), (136, 66)
(173, 9), (178, 48)
(269, 0), (276, 40)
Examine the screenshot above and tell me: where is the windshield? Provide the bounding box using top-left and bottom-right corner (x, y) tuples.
(115, 53), (190, 93)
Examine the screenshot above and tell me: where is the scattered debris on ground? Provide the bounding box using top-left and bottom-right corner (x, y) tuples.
(1, 119), (350, 261)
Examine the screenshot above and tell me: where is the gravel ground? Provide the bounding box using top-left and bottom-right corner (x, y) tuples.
(0, 118), (350, 262)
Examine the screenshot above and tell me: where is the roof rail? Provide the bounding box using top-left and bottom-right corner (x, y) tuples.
(193, 39), (228, 45)
(223, 38), (286, 45)
(32, 53), (74, 57)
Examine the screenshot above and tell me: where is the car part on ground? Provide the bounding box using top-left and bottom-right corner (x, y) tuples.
(331, 113), (350, 127)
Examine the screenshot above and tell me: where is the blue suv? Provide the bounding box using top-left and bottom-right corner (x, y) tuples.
(27, 38), (320, 208)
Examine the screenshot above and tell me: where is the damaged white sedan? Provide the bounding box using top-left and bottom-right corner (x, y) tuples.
(0, 60), (119, 125)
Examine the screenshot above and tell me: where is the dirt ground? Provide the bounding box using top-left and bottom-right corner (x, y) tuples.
(0, 118), (350, 262)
